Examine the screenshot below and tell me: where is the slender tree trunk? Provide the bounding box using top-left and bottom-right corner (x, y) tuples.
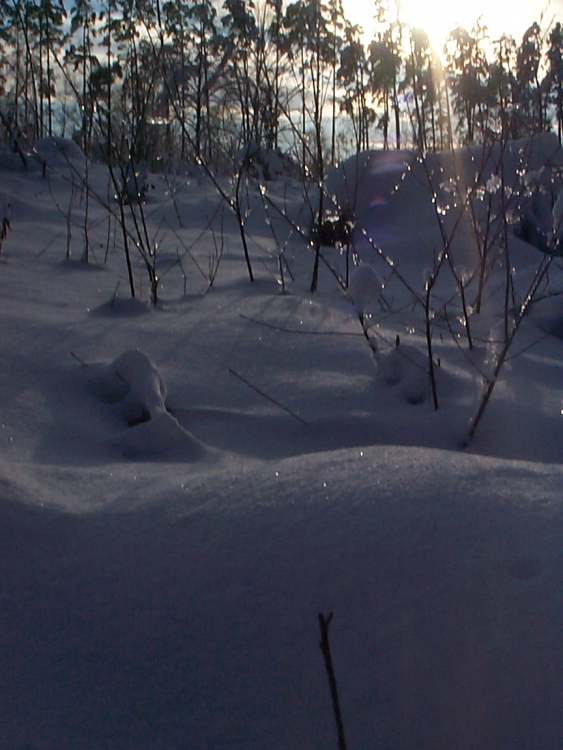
(445, 82), (454, 149)
(383, 88), (389, 150)
(21, 4), (40, 140)
(195, 46), (203, 158)
(301, 46), (306, 176)
(331, 14), (337, 165)
(393, 77), (400, 149)
(14, 30), (21, 130)
(106, 0), (112, 163)
(39, 9), (44, 138)
(45, 14), (53, 137)
(179, 25), (186, 159)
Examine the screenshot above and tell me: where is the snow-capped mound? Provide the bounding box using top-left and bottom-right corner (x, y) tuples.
(118, 410), (206, 459)
(377, 339), (430, 405)
(89, 349), (207, 457)
(528, 295), (563, 340)
(105, 349), (168, 421)
(326, 149), (413, 218)
(238, 142), (299, 181)
(348, 263), (382, 313)
(513, 169), (563, 255)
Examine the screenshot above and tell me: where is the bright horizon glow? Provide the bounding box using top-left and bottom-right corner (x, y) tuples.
(343, 0), (560, 55)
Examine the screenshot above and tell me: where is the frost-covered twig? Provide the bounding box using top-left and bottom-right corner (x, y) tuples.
(239, 313), (362, 337)
(465, 255), (553, 445)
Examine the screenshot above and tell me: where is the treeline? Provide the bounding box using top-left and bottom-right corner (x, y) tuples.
(0, 0), (561, 170)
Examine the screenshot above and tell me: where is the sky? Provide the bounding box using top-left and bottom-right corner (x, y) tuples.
(342, 0), (562, 53)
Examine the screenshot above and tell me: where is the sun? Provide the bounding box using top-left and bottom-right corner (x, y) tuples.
(399, 0), (489, 51)
(342, 0), (550, 55)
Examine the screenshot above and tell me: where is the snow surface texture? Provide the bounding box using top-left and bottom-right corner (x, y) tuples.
(0, 135), (561, 749)
(36, 136), (86, 168)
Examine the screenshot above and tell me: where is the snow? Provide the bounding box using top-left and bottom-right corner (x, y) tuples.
(376, 338), (431, 405)
(348, 262), (382, 313)
(103, 349), (168, 418)
(0, 135), (561, 749)
(36, 136), (86, 167)
(84, 348), (206, 458)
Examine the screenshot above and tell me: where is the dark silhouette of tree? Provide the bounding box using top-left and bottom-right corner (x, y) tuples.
(327, 0), (346, 163)
(546, 22), (562, 144)
(164, 0), (219, 161)
(0, 0), (560, 166)
(338, 23), (374, 154)
(0, 0), (10, 100)
(66, 0), (97, 154)
(446, 23), (489, 143)
(516, 22), (546, 135)
(370, 1), (404, 150)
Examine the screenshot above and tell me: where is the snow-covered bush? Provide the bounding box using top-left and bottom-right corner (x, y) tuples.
(348, 263), (382, 314)
(90, 349), (206, 458)
(120, 162), (149, 205)
(377, 337), (430, 405)
(237, 142), (299, 182)
(104, 349), (168, 423)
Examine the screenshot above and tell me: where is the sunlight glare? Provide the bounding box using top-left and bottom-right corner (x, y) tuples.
(343, 0), (552, 55)
(399, 0), (504, 50)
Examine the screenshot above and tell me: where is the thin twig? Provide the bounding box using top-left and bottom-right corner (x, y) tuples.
(318, 612), (348, 750)
(239, 313), (362, 337)
(70, 351), (89, 367)
(228, 367), (309, 426)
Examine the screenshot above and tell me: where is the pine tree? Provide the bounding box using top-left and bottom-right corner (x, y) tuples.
(546, 22), (563, 144)
(67, 0), (98, 153)
(38, 0), (67, 137)
(221, 0), (260, 147)
(370, 1), (404, 150)
(515, 22), (545, 135)
(446, 24), (488, 144)
(338, 23), (374, 154)
(0, 0), (10, 101)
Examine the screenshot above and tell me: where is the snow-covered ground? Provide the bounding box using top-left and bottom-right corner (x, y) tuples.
(0, 135), (561, 749)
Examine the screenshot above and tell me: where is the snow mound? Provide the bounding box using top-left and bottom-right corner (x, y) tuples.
(327, 149), (413, 217)
(377, 339), (430, 404)
(90, 349), (207, 458)
(349, 263), (382, 312)
(107, 349), (168, 419)
(529, 295), (563, 340)
(514, 173), (563, 254)
(117, 410), (206, 459)
(0, 143), (31, 172)
(92, 296), (152, 317)
(238, 142), (299, 181)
